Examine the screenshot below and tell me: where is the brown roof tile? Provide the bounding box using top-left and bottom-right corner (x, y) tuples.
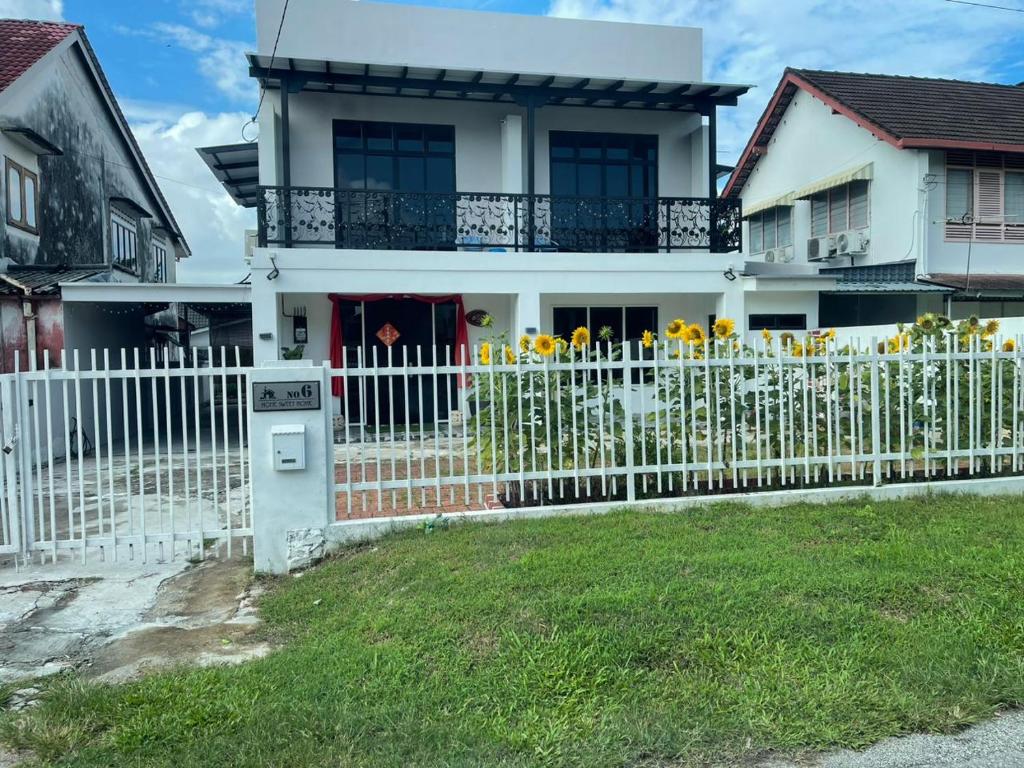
(0, 19), (78, 95)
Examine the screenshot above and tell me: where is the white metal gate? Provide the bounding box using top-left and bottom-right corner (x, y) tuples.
(0, 347), (252, 566)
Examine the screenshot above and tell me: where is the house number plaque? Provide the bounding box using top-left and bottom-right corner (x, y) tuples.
(252, 380), (322, 412)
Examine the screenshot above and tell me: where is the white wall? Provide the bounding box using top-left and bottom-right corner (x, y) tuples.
(256, 0), (702, 84)
(739, 89), (922, 269)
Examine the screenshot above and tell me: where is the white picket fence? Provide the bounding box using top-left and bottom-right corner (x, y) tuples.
(331, 334), (1024, 517)
(0, 348), (251, 566)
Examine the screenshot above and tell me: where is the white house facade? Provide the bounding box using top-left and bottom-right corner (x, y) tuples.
(726, 69), (1024, 333)
(205, 0), (752, 417)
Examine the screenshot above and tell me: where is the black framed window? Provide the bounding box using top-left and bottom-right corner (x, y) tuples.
(333, 120), (457, 249)
(549, 131), (658, 252)
(748, 313), (807, 331)
(553, 305), (657, 346)
(110, 207), (138, 272)
(333, 120), (455, 193)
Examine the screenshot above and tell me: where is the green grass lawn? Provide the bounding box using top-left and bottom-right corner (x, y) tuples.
(5, 495), (1024, 767)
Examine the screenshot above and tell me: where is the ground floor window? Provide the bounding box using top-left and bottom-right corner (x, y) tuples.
(748, 313), (807, 331)
(552, 305), (656, 347)
(818, 293), (917, 327)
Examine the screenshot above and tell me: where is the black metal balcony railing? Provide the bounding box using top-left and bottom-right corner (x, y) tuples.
(256, 187), (742, 253)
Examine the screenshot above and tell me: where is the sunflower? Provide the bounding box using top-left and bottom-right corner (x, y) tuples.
(504, 345), (516, 364)
(571, 326), (591, 350)
(534, 334), (556, 357)
(518, 334), (531, 353)
(791, 341), (805, 357)
(641, 330), (654, 349)
(479, 342), (492, 366)
(917, 313), (936, 332)
(983, 318), (1000, 338)
(732, 340), (741, 353)
(826, 327), (837, 341)
(687, 323), (706, 346)
(1003, 339), (1016, 353)
(713, 317), (736, 340)
(878, 340), (888, 355)
(690, 347), (704, 360)
(665, 318), (688, 340)
(556, 337), (568, 354)
(983, 339), (994, 352)
(761, 328), (773, 344)
(967, 315), (981, 331)
(780, 331), (795, 348)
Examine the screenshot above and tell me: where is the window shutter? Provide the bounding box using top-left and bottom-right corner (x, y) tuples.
(828, 184), (848, 232)
(777, 207), (792, 247)
(848, 180), (869, 229)
(763, 208), (777, 249)
(811, 193), (828, 237)
(975, 170), (1003, 221)
(749, 214), (762, 252)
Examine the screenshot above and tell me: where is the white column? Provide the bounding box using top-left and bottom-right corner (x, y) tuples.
(250, 250), (280, 364)
(501, 115), (524, 194)
(715, 275), (745, 326)
(515, 291), (542, 335)
(249, 362), (334, 574)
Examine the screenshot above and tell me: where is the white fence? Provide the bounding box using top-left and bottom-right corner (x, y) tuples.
(0, 348), (251, 565)
(331, 333), (1024, 517)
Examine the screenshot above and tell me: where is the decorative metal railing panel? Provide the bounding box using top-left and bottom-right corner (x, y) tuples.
(256, 187), (742, 253)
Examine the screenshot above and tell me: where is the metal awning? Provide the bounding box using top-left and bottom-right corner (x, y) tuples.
(247, 54), (751, 112)
(197, 143), (259, 207)
(744, 192), (795, 218)
(794, 163), (873, 200)
(60, 282), (252, 304)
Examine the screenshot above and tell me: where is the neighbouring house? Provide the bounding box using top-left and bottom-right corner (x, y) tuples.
(202, 0), (750, 422)
(0, 18), (192, 372)
(725, 68), (1024, 332)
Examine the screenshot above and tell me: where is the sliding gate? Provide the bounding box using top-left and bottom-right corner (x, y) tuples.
(0, 348), (252, 566)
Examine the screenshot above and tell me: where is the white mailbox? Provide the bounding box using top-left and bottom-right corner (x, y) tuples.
(271, 424), (306, 471)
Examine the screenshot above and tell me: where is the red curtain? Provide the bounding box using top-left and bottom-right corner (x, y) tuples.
(328, 293), (470, 396)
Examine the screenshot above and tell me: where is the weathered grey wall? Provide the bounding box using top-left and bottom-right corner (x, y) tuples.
(0, 40), (170, 280)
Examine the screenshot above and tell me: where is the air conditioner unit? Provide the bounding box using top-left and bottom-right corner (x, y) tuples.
(763, 245), (795, 264)
(835, 229), (870, 256)
(806, 236), (836, 262)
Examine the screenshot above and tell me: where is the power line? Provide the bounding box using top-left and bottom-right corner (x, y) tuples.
(942, 0), (1024, 12)
(251, 0), (291, 125)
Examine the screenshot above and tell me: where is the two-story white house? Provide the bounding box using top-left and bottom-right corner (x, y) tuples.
(726, 68), (1024, 333)
(204, 0), (750, 419)
(0, 19), (192, 371)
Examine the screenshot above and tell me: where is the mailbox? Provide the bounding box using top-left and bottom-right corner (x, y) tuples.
(271, 424), (306, 471)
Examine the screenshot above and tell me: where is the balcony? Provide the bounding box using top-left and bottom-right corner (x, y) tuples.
(256, 187), (742, 253)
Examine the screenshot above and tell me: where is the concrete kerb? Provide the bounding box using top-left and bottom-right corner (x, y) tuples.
(316, 474), (1024, 555)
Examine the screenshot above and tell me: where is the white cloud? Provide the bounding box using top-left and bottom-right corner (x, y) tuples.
(0, 0), (61, 19)
(146, 23), (253, 103)
(548, 0), (1024, 165)
(128, 109), (256, 284)
(187, 0), (250, 29)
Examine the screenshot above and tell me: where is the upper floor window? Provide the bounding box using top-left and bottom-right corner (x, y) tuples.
(334, 120), (455, 193)
(110, 207), (138, 271)
(810, 180), (869, 237)
(945, 151), (1024, 242)
(5, 157), (38, 234)
(549, 132), (658, 198)
(748, 207), (792, 253)
(152, 237), (168, 282)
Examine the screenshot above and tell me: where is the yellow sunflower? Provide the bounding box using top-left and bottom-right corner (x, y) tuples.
(1003, 339), (1016, 353)
(826, 327), (837, 341)
(518, 334), (531, 353)
(480, 342), (492, 366)
(713, 317), (735, 340)
(571, 326), (590, 350)
(791, 341), (805, 357)
(556, 337), (568, 354)
(504, 345), (516, 364)
(641, 330), (654, 349)
(761, 328), (773, 344)
(687, 323), (706, 346)
(534, 334), (556, 357)
(983, 318), (1000, 338)
(665, 318), (688, 340)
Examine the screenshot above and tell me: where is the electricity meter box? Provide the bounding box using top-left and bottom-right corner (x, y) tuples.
(271, 424), (306, 471)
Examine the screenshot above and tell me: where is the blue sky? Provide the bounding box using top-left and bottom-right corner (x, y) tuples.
(3, 0), (1024, 282)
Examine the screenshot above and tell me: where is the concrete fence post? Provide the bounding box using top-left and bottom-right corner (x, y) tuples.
(248, 361), (334, 574)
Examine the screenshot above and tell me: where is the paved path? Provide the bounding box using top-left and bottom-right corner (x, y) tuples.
(760, 710), (1024, 768)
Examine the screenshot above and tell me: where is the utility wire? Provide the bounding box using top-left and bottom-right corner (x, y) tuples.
(250, 0), (291, 127)
(943, 0), (1024, 12)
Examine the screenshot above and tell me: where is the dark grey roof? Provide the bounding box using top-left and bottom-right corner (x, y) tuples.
(0, 267), (107, 296)
(197, 143), (259, 208)
(821, 261), (952, 293)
